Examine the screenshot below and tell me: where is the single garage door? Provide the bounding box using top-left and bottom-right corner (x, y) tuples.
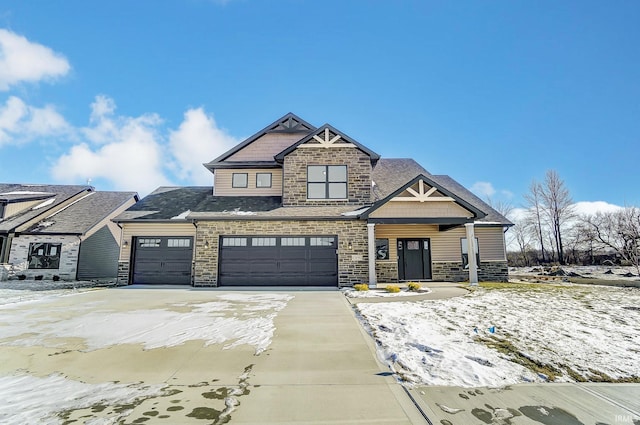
(132, 237), (193, 284)
(219, 236), (338, 286)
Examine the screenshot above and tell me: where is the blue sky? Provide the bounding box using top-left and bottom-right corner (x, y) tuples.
(1, 1), (638, 213)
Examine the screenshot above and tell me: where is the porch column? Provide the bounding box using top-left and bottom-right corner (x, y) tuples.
(367, 223), (377, 288)
(465, 222), (478, 285)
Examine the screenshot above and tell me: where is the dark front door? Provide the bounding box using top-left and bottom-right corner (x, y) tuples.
(397, 239), (432, 280)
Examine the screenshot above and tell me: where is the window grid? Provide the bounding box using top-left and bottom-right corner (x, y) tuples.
(28, 242), (62, 269)
(310, 237), (335, 246)
(281, 237), (306, 246)
(139, 238), (161, 248)
(252, 237), (276, 246)
(222, 237), (248, 247)
(167, 238), (191, 248)
(307, 165), (347, 199)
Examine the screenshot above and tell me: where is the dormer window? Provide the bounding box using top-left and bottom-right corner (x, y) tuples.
(307, 165), (347, 199)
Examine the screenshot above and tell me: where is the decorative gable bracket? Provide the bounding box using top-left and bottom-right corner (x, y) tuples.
(390, 179), (454, 202)
(298, 128), (356, 149)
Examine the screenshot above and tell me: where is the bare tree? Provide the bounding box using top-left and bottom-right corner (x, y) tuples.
(510, 218), (533, 266)
(539, 170), (574, 265)
(582, 207), (640, 274)
(524, 181), (548, 263)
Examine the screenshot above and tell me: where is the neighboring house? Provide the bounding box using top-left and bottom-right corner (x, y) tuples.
(114, 113), (512, 287)
(0, 184), (137, 281)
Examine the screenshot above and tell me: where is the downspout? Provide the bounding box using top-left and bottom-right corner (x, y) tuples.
(191, 220), (198, 286)
(75, 235), (82, 280)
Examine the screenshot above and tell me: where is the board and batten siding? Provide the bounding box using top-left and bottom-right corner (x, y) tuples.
(214, 169), (282, 196)
(369, 201), (473, 219)
(374, 224), (506, 263)
(119, 222), (196, 261)
(226, 133), (307, 161)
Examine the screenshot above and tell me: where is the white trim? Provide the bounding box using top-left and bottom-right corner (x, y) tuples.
(465, 223), (478, 285)
(367, 223), (377, 288)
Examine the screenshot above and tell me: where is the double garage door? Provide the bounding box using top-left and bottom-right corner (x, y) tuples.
(219, 236), (338, 286)
(131, 235), (338, 286)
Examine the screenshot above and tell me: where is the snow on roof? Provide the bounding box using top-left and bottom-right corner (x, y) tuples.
(341, 207), (369, 217)
(32, 198), (56, 210)
(171, 210), (191, 219)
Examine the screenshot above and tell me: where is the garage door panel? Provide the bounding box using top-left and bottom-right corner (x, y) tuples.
(132, 237), (193, 285)
(219, 236), (337, 287)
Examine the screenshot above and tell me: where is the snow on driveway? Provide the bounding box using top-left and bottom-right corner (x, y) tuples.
(356, 284), (640, 388)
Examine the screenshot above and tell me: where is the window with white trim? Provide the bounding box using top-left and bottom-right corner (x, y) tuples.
(307, 165), (347, 199)
(252, 237), (276, 246)
(310, 237), (335, 246)
(281, 237), (306, 246)
(139, 238), (161, 248)
(167, 238), (191, 248)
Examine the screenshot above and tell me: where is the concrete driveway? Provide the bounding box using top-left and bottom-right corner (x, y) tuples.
(0, 287), (424, 424)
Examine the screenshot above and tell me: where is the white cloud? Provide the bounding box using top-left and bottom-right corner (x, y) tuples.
(168, 107), (239, 184)
(0, 29), (70, 91)
(0, 96), (70, 145)
(51, 96), (170, 194)
(471, 181), (496, 198)
(572, 201), (623, 216)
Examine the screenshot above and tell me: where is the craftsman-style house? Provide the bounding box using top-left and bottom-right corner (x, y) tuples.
(114, 113), (511, 287)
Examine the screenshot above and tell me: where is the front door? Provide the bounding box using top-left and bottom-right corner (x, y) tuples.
(397, 239), (432, 280)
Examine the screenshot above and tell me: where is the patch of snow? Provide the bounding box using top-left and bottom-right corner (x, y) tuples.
(45, 192), (94, 218)
(0, 191), (51, 196)
(230, 209), (256, 216)
(171, 209), (191, 219)
(341, 207), (369, 216)
(32, 197), (56, 209)
(511, 265), (640, 281)
(0, 373), (165, 425)
(0, 290), (293, 355)
(356, 285), (640, 387)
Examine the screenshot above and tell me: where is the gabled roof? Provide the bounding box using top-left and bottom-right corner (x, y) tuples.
(361, 174), (487, 220)
(371, 158), (431, 201)
(0, 184), (93, 232)
(274, 124), (380, 163)
(24, 191), (137, 235)
(205, 112), (316, 168)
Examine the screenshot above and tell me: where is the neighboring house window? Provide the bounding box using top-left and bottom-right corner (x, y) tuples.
(28, 242), (61, 269)
(375, 238), (389, 260)
(461, 237), (480, 268)
(232, 173), (248, 188)
(307, 165), (347, 199)
(256, 173), (272, 188)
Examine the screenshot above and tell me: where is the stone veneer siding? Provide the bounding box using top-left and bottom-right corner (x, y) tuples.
(432, 261), (509, 282)
(7, 234), (80, 280)
(375, 261), (398, 283)
(282, 147), (372, 206)
(194, 219), (369, 287)
(117, 261), (130, 285)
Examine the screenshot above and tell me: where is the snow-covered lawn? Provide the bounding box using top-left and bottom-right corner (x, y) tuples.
(511, 265), (640, 281)
(356, 283), (640, 388)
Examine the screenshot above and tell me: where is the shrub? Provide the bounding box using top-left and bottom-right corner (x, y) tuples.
(353, 283), (369, 291)
(18, 274), (26, 280)
(52, 275), (60, 281)
(407, 282), (421, 292)
(386, 284), (401, 293)
(34, 275), (44, 281)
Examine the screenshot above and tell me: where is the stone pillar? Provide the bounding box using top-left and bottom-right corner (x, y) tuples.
(465, 223), (478, 285)
(367, 223), (377, 288)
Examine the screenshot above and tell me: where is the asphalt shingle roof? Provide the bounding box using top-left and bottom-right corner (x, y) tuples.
(25, 191), (137, 234)
(0, 184), (92, 232)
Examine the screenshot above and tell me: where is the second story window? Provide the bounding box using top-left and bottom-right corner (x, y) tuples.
(256, 173), (272, 188)
(232, 173), (248, 188)
(307, 165), (347, 199)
